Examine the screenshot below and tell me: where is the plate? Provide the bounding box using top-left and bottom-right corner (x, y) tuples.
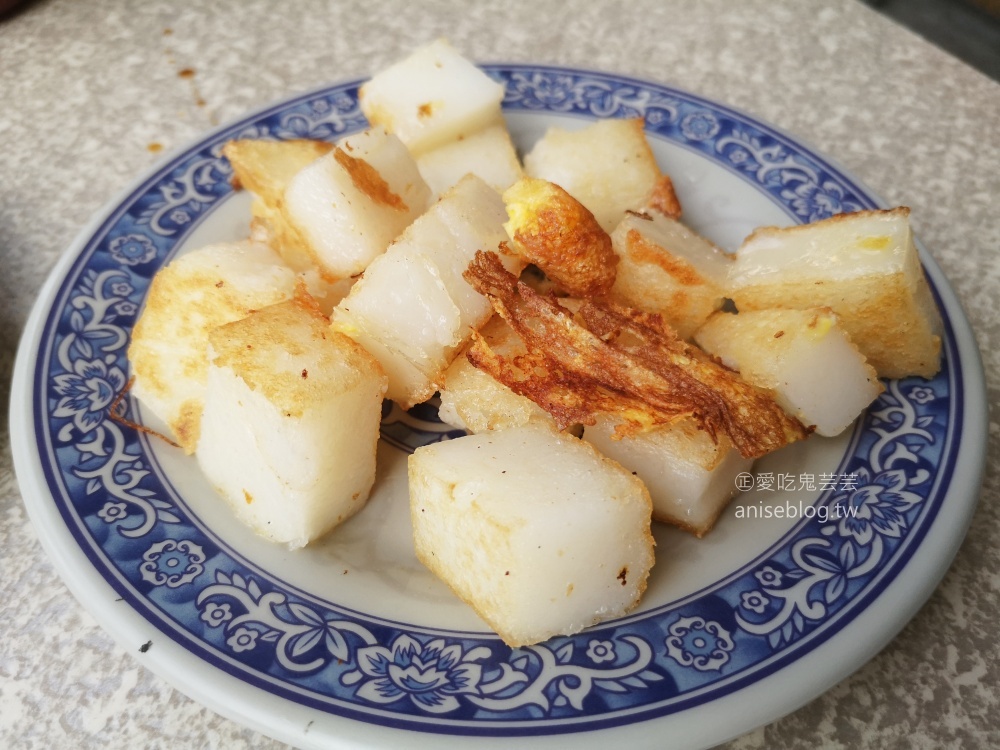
(10, 65), (987, 749)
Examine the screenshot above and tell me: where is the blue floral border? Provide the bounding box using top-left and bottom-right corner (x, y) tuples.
(32, 66), (959, 736)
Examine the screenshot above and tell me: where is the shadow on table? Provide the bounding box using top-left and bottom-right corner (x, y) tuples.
(864, 0), (1000, 81)
(0, 0), (36, 22)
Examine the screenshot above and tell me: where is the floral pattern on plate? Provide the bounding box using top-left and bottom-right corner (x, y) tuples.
(33, 66), (958, 734)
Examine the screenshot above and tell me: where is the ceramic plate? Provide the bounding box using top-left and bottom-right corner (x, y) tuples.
(10, 65), (987, 749)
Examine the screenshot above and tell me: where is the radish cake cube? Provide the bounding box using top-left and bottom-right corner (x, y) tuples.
(331, 175), (520, 408)
(223, 138), (333, 210)
(438, 315), (552, 433)
(359, 39), (505, 156)
(523, 118), (677, 232)
(128, 240), (297, 452)
(223, 139), (333, 251)
(283, 127), (430, 279)
(197, 300), (387, 549)
(694, 309), (883, 437)
(609, 212), (731, 339)
(223, 138), (355, 311)
(409, 425), (655, 646)
(583, 416), (752, 537)
(416, 123), (522, 201)
(729, 208), (943, 379)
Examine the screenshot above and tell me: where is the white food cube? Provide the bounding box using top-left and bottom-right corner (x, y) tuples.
(128, 240), (298, 452)
(409, 425), (655, 646)
(694, 309), (883, 437)
(438, 315), (552, 432)
(583, 416), (752, 537)
(524, 118), (673, 232)
(223, 139), (334, 274)
(416, 123), (523, 201)
(197, 300), (387, 549)
(224, 138), (334, 203)
(359, 38), (505, 156)
(609, 212), (731, 339)
(728, 207), (943, 379)
(283, 126), (430, 278)
(223, 138), (360, 313)
(331, 174), (521, 408)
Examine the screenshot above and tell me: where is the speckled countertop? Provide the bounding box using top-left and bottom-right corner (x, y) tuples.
(2, 0), (999, 747)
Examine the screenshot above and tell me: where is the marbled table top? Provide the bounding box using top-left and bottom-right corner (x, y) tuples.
(2, 0), (998, 747)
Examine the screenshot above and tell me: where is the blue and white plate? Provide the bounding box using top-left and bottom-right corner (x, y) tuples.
(10, 65), (987, 749)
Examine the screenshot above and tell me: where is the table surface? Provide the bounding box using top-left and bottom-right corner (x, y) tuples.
(2, 0), (999, 747)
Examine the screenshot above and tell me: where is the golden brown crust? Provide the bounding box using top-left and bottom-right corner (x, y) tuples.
(503, 178), (617, 298)
(463, 251), (810, 459)
(624, 228), (702, 286)
(222, 139), (333, 203)
(741, 206), (911, 246)
(173, 401), (201, 451)
(646, 174), (682, 219)
(209, 301), (384, 419)
(731, 205), (941, 379)
(607, 218), (729, 340)
(731, 274), (940, 379)
(129, 252), (295, 453)
(224, 138), (339, 275)
(333, 147), (407, 211)
(653, 509), (714, 538)
(265, 201), (327, 275)
(291, 278), (329, 320)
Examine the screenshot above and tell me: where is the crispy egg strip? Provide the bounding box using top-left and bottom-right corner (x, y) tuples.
(464, 250), (810, 459)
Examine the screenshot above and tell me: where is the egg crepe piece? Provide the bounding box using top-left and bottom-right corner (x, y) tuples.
(463, 250), (810, 459)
